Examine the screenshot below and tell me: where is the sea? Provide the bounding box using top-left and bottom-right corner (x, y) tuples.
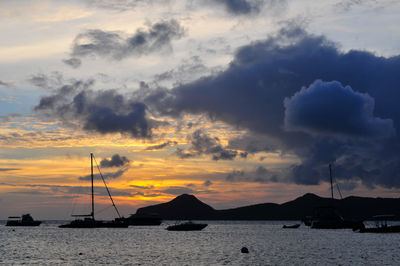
(1, 220), (400, 265)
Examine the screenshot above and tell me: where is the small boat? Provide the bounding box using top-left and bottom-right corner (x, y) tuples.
(283, 223), (300, 229)
(166, 221), (207, 231)
(309, 206), (350, 229)
(59, 153), (128, 228)
(305, 165), (362, 229)
(59, 217), (127, 228)
(6, 214), (42, 226)
(354, 215), (400, 233)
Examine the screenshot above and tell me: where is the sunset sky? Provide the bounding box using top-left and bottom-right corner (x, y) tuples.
(1, 0), (400, 220)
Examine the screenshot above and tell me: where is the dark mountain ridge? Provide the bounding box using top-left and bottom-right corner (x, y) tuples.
(136, 194), (217, 219)
(136, 193), (400, 220)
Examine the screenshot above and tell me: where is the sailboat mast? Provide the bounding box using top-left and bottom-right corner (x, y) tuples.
(91, 153), (94, 220)
(329, 164), (333, 200)
(92, 154), (122, 218)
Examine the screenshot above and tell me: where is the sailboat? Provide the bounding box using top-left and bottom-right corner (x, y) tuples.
(306, 164), (362, 229)
(59, 153), (128, 228)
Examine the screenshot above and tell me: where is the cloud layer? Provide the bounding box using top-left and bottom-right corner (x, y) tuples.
(34, 25), (400, 189)
(208, 0), (268, 15)
(33, 78), (156, 138)
(284, 80), (394, 138)
(142, 26), (400, 188)
(100, 154), (130, 168)
(86, 0), (286, 16)
(65, 19), (184, 66)
(176, 129), (239, 161)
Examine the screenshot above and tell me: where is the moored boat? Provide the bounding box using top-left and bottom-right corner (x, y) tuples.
(59, 217), (127, 228)
(6, 214), (42, 226)
(283, 223), (300, 229)
(59, 153), (128, 228)
(309, 206), (357, 229)
(166, 221), (207, 231)
(305, 165), (362, 229)
(354, 215), (400, 233)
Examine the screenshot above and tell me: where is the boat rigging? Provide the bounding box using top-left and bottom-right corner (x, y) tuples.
(59, 153), (128, 228)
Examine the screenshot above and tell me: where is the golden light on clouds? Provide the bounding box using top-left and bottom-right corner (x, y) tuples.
(1, 0), (399, 222)
(0, 112), (300, 215)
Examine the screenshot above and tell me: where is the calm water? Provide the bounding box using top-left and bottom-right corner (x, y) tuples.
(1, 221), (400, 265)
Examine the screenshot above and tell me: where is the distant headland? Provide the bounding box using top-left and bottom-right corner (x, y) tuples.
(135, 193), (400, 220)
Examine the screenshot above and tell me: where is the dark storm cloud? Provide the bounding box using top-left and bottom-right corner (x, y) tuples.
(33, 77), (156, 138)
(100, 154), (130, 167)
(68, 19), (184, 63)
(176, 129), (238, 160)
(35, 79), (94, 111)
(284, 80), (394, 138)
(142, 25), (400, 189)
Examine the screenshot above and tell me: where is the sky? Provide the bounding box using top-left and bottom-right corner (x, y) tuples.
(1, 0), (400, 220)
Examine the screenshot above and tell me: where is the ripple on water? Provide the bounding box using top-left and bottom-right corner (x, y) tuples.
(1, 221), (400, 265)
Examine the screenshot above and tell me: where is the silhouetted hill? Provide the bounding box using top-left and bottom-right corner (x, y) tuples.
(136, 194), (216, 219)
(218, 203), (280, 220)
(135, 193), (400, 220)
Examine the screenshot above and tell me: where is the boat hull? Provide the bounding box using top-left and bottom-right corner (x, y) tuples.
(59, 219), (128, 228)
(307, 206), (362, 229)
(283, 224), (300, 229)
(358, 225), (400, 233)
(166, 223), (207, 231)
(6, 221), (42, 226)
(310, 219), (360, 229)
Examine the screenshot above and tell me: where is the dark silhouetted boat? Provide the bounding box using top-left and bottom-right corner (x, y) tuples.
(6, 214), (42, 226)
(282, 223), (300, 229)
(166, 221), (207, 231)
(59, 153), (128, 228)
(305, 165), (362, 229)
(309, 206), (358, 229)
(354, 215), (400, 233)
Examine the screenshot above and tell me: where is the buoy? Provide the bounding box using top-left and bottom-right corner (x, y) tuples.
(241, 247), (249, 253)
